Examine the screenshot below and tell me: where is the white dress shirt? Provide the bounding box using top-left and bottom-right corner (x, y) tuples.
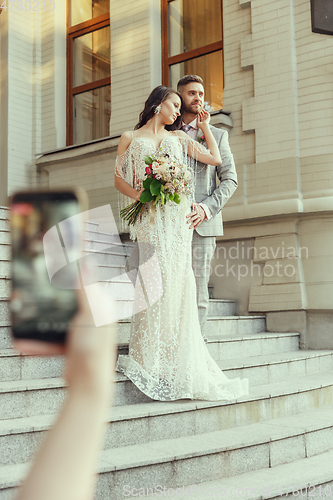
(182, 119), (213, 221)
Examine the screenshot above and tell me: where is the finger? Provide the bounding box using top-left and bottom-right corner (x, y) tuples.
(190, 217), (203, 229)
(186, 210), (197, 218)
(188, 215), (200, 224)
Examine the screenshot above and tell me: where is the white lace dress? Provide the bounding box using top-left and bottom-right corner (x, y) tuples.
(115, 133), (249, 401)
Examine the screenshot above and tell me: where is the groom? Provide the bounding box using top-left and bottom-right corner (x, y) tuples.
(177, 75), (238, 342)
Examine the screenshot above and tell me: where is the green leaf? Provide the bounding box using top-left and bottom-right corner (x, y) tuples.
(153, 193), (161, 206)
(174, 193), (180, 204)
(168, 193), (174, 201)
(143, 177), (153, 189)
(160, 184), (165, 192)
(150, 179), (162, 196)
(161, 192), (166, 205)
(140, 190), (153, 203)
(144, 156), (153, 165)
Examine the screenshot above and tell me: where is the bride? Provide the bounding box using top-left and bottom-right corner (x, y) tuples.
(114, 85), (248, 401)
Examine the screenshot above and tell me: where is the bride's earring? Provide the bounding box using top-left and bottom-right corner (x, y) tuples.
(154, 104), (162, 115)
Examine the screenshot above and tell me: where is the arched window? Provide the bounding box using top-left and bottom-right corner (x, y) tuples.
(67, 0), (110, 145)
(161, 0), (223, 111)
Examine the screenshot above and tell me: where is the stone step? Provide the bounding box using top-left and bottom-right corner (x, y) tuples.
(0, 333), (299, 382)
(117, 315), (267, 344)
(0, 280), (11, 299)
(0, 220), (9, 232)
(0, 246), (10, 261)
(95, 403), (333, 497)
(217, 349), (333, 385)
(146, 448), (333, 499)
(0, 350), (65, 382)
(83, 235), (134, 255)
(0, 386), (333, 476)
(0, 351), (332, 419)
(206, 315), (266, 337)
(0, 301), (9, 322)
(0, 327), (12, 349)
(83, 220), (99, 231)
(206, 332), (299, 360)
(0, 262), (10, 279)
(0, 298), (250, 349)
(0, 207), (9, 221)
(208, 298), (237, 316)
(0, 233), (10, 246)
(0, 373), (152, 419)
(1, 396), (333, 496)
(82, 250), (128, 268)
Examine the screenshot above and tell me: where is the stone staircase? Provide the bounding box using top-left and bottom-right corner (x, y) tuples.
(1, 206), (333, 499)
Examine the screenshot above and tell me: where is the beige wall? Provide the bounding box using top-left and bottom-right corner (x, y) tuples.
(109, 0), (161, 136)
(0, 6), (66, 199)
(0, 10), (8, 206)
(222, 0), (333, 223)
(209, 0), (333, 341)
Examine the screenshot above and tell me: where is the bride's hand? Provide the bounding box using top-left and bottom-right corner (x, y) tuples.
(197, 109), (210, 130)
(135, 188), (145, 202)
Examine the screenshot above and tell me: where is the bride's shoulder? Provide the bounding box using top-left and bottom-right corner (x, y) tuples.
(117, 131), (133, 155)
(171, 130), (190, 140)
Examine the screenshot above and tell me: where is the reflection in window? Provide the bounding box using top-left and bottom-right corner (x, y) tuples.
(162, 0), (223, 110)
(74, 86), (111, 144)
(70, 0), (109, 27)
(74, 27), (110, 87)
(168, 0), (222, 57)
(67, 1), (110, 145)
(170, 51), (223, 112)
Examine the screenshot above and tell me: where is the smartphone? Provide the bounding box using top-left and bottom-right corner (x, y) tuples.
(10, 189), (88, 345)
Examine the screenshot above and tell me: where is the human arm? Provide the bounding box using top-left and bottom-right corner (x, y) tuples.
(114, 131), (144, 201)
(176, 111), (222, 166)
(199, 129), (238, 218)
(14, 264), (116, 500)
(115, 176), (144, 201)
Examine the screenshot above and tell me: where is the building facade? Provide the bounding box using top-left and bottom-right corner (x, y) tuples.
(0, 0), (333, 347)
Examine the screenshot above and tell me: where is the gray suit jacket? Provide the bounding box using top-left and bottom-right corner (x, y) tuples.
(192, 125), (237, 237)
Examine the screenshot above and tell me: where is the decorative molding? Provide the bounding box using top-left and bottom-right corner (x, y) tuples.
(36, 137), (119, 168)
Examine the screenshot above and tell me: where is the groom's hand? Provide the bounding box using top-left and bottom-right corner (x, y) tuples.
(186, 204), (205, 229)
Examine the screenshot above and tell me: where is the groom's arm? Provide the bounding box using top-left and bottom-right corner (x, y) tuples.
(200, 129), (238, 218)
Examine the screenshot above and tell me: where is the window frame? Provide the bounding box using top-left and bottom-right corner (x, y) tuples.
(66, 6), (110, 146)
(161, 0), (224, 87)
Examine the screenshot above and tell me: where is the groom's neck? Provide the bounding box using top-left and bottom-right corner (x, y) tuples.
(182, 112), (198, 125)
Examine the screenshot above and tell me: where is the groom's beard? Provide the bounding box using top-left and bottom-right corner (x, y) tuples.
(183, 102), (204, 115)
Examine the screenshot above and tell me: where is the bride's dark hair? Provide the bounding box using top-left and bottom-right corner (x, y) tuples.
(134, 85), (183, 131)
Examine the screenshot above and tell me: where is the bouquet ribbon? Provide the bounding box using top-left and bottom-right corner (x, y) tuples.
(149, 203), (156, 227)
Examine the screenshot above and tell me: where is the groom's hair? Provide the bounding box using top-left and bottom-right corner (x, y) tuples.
(177, 75), (204, 91)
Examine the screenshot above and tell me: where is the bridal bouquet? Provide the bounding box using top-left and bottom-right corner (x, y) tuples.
(120, 152), (192, 226)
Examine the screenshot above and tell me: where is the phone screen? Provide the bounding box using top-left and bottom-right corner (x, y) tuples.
(10, 191), (81, 344)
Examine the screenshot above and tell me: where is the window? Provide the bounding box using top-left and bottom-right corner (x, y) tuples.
(161, 0), (223, 111)
(67, 0), (111, 145)
(310, 0), (333, 35)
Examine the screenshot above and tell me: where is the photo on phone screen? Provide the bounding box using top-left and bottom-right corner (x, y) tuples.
(10, 191), (83, 344)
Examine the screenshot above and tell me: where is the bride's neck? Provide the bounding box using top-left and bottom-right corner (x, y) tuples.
(142, 117), (166, 135)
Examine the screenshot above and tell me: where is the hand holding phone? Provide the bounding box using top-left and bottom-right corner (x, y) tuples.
(10, 189), (88, 354)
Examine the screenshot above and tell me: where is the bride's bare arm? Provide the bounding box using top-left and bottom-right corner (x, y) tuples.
(176, 110), (222, 166)
(114, 177), (143, 201)
(114, 131), (144, 201)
